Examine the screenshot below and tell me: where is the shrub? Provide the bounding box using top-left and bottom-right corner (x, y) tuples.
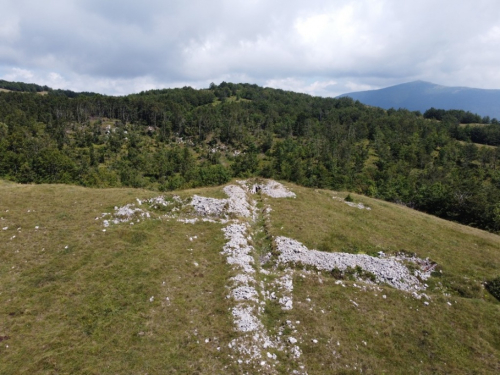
(331, 268), (344, 280)
(345, 194), (353, 202)
(331, 266), (376, 282)
(485, 276), (500, 301)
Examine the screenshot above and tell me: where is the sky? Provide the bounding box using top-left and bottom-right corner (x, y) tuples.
(1, 0), (500, 97)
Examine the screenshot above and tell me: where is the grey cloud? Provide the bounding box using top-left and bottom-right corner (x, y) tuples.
(1, 0), (499, 95)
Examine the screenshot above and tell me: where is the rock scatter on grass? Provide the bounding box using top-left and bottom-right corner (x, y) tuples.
(219, 185), (301, 372)
(212, 180), (305, 373)
(332, 195), (371, 210)
(101, 196), (178, 225)
(97, 179), (437, 372)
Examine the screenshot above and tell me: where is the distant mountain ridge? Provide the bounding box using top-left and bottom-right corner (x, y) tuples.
(337, 80), (500, 119)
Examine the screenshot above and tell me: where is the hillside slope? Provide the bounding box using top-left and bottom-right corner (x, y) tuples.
(338, 81), (500, 119)
(1, 179), (499, 374)
(1, 81), (500, 234)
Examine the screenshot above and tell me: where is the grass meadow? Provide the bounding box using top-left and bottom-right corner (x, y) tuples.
(0, 179), (499, 374)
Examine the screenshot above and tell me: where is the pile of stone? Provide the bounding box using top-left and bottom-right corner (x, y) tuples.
(190, 185), (252, 218)
(190, 195), (227, 216)
(101, 194), (182, 226)
(250, 180), (296, 198)
(275, 236), (427, 292)
(217, 183), (304, 372)
(108, 204), (150, 224)
(222, 223), (256, 275)
(392, 252), (436, 280)
(223, 185), (253, 217)
(276, 273), (294, 310)
(222, 221), (280, 370)
(143, 196), (171, 208)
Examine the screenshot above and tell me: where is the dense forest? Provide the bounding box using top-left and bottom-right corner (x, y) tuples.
(0, 81), (499, 233)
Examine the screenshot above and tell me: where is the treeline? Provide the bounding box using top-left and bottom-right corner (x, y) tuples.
(0, 79), (98, 98)
(452, 123), (500, 147)
(0, 79), (51, 93)
(423, 107), (500, 146)
(0, 82), (499, 233)
(423, 107), (499, 125)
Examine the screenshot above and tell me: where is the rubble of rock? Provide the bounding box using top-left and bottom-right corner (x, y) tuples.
(332, 195), (371, 210)
(221, 216), (280, 371)
(177, 218), (199, 224)
(190, 185), (252, 218)
(190, 195), (227, 216)
(232, 306), (263, 332)
(249, 180), (296, 198)
(143, 196), (171, 208)
(190, 180), (293, 220)
(100, 195), (184, 226)
(222, 224), (256, 274)
(223, 185), (253, 217)
(345, 201), (371, 210)
(392, 252), (436, 280)
(216, 183), (305, 372)
(264, 272), (294, 310)
(99, 179), (441, 373)
(275, 236), (427, 292)
(110, 204), (150, 224)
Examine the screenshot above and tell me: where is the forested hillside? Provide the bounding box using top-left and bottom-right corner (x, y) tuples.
(1, 82), (499, 232)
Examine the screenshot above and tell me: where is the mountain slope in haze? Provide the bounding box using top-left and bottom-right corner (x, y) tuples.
(338, 80), (500, 119)
(1, 178), (499, 374)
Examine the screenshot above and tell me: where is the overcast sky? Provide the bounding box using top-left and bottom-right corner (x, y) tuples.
(1, 0), (499, 96)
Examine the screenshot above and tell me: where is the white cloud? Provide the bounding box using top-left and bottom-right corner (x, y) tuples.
(481, 26), (500, 43)
(4, 67), (34, 81)
(0, 17), (19, 40)
(344, 82), (374, 93)
(264, 78), (341, 97)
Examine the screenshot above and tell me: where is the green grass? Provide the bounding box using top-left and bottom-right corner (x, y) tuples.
(265, 182), (500, 373)
(0, 183), (238, 374)
(290, 275), (500, 374)
(267, 185), (500, 283)
(1, 179), (499, 374)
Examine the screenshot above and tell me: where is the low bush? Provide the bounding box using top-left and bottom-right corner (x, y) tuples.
(485, 276), (500, 301)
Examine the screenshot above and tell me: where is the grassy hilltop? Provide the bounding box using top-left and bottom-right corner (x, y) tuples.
(0, 179), (499, 374)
